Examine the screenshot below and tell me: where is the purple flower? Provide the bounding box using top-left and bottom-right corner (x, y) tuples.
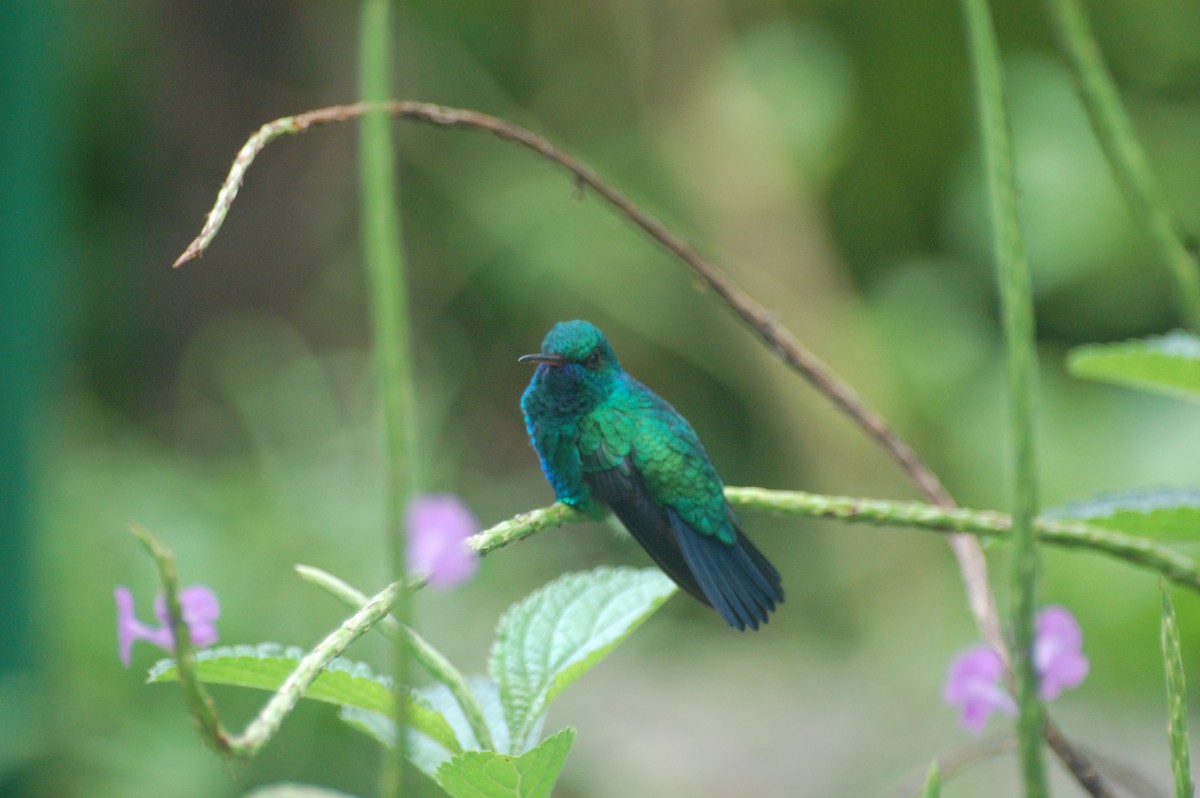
(942, 645), (1017, 733)
(943, 606), (1088, 732)
(406, 493), (479, 588)
(1034, 605), (1090, 700)
(116, 585), (220, 667)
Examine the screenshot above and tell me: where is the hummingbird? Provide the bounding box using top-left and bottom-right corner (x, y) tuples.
(520, 320), (783, 630)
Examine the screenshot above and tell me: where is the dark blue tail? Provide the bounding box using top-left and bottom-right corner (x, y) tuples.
(589, 463), (783, 630)
(669, 509), (783, 631)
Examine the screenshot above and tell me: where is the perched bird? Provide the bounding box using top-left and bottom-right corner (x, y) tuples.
(520, 320), (783, 630)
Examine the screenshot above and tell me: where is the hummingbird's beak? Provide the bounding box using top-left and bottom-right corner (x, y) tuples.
(518, 352), (566, 367)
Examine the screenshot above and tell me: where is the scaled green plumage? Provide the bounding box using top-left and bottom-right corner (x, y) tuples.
(520, 320), (783, 630)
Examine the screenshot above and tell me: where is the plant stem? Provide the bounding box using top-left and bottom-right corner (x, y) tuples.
(1160, 583), (1195, 798)
(238, 579), (406, 756)
(295, 564), (496, 750)
(130, 524), (230, 754)
(357, 2), (417, 794)
(131, 524), (404, 758)
(167, 100), (947, 506)
(960, 1), (1046, 794)
(1044, 0), (1200, 330)
(462, 489), (1200, 594)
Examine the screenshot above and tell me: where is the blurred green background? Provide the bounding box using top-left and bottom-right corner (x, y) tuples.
(4, 0), (1200, 795)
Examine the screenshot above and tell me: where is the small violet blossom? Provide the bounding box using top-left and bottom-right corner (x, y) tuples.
(115, 585), (220, 667)
(1034, 605), (1090, 701)
(943, 605), (1089, 733)
(942, 645), (1017, 733)
(406, 493), (479, 589)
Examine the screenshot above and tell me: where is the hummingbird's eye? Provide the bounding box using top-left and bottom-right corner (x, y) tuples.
(582, 351), (602, 370)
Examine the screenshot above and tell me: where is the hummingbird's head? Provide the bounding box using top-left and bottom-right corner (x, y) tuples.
(519, 320), (623, 412)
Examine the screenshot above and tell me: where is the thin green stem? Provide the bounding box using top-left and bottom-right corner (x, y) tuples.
(136, 490), (1193, 776)
(357, 2), (417, 794)
(1044, 0), (1200, 330)
(1160, 583), (1194, 798)
(129, 524), (230, 754)
(467, 502), (585, 555)
(463, 488), (1200, 594)
(239, 579), (406, 756)
(131, 525), (403, 758)
(295, 565), (496, 751)
(960, 0), (1046, 793)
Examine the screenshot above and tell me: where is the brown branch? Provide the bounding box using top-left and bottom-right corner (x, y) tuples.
(173, 100), (1110, 797)
(1044, 719), (1115, 798)
(171, 101), (953, 513)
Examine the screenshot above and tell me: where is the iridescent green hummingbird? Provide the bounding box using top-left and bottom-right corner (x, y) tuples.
(520, 320), (782, 630)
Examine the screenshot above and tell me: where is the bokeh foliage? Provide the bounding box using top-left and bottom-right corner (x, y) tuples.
(6, 0), (1200, 795)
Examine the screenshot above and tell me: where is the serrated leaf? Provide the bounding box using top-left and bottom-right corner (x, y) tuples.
(1068, 332), (1200, 401)
(149, 642), (460, 754)
(147, 643), (392, 712)
(436, 728), (575, 798)
(414, 677), (512, 753)
(339, 707), (395, 749)
(340, 676), (516, 779)
(1042, 488), (1200, 541)
(489, 567), (676, 753)
(340, 704), (475, 780)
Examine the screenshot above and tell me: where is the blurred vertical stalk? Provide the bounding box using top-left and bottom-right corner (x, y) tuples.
(1044, 0), (1200, 331)
(357, 1), (418, 794)
(960, 0), (1047, 796)
(1160, 585), (1194, 798)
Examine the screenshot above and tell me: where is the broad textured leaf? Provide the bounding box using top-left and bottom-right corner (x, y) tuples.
(489, 567), (676, 753)
(340, 677), (517, 778)
(413, 677), (513, 752)
(340, 704), (477, 779)
(436, 728), (575, 798)
(1067, 332), (1200, 401)
(339, 707), (395, 750)
(1042, 488), (1200, 541)
(149, 642), (459, 754)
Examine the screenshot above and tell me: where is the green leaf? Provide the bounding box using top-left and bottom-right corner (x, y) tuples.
(149, 643), (460, 754)
(489, 566), (676, 753)
(436, 728), (575, 798)
(419, 677), (511, 752)
(1042, 488), (1200, 541)
(922, 760), (941, 798)
(148, 643), (391, 711)
(340, 677), (512, 779)
(339, 704), (476, 780)
(1067, 332), (1200, 401)
(1161, 585), (1195, 798)
(339, 707), (395, 750)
